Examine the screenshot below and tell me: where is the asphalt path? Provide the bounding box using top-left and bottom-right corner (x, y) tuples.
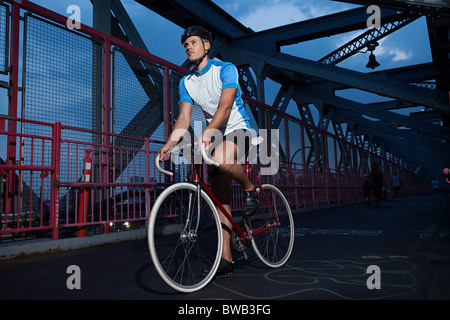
(1, 194), (449, 303)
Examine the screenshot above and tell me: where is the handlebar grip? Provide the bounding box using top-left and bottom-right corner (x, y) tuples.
(155, 153), (173, 176)
(156, 143), (219, 176)
(201, 142), (220, 167)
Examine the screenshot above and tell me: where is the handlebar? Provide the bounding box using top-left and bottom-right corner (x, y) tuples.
(200, 142), (220, 167)
(155, 153), (173, 176)
(156, 142), (219, 176)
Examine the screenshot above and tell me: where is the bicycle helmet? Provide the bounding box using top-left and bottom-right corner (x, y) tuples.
(181, 26), (213, 45)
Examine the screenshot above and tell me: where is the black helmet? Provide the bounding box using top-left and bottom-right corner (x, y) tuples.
(181, 26), (213, 45)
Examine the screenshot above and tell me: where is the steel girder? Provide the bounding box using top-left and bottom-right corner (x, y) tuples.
(224, 47), (450, 178)
(334, 110), (448, 161)
(230, 7), (407, 49)
(334, 109), (447, 168)
(135, 0), (252, 38)
(120, 0), (450, 184)
(319, 17), (418, 65)
(92, 0), (188, 188)
(225, 5), (449, 182)
(297, 81), (450, 141)
(333, 0), (450, 16)
(257, 53), (449, 112)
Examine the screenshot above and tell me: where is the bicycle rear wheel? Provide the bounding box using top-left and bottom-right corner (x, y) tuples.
(148, 182), (222, 293)
(250, 184), (294, 268)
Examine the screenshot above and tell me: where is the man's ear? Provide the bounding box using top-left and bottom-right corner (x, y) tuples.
(204, 40), (211, 52)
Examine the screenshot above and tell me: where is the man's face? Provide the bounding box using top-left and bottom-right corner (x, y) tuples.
(183, 36), (210, 62)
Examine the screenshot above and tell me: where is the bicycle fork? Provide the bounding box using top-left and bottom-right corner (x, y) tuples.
(180, 183), (201, 243)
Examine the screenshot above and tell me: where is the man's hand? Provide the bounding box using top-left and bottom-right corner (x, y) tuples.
(158, 143), (173, 162)
(197, 129), (213, 151)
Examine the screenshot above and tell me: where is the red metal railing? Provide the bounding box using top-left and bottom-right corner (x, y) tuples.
(0, 0), (432, 241)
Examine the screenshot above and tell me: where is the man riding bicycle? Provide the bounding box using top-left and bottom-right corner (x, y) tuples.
(157, 26), (258, 276)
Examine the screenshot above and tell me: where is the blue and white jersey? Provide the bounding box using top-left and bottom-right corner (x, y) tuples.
(179, 59), (251, 136)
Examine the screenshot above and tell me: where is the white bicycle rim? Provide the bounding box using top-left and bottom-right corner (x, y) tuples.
(250, 184), (295, 268)
(148, 182), (223, 293)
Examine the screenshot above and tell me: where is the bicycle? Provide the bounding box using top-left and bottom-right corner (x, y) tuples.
(147, 142), (295, 293)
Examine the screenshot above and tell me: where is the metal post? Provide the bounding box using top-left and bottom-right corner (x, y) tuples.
(77, 149), (92, 237)
(324, 133), (329, 204)
(6, 2), (20, 219)
(102, 40), (111, 232)
(164, 66), (171, 140)
(334, 137), (340, 203)
(51, 122), (61, 240)
(164, 66), (171, 180)
(144, 138), (151, 224)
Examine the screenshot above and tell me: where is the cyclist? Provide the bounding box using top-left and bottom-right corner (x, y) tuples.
(157, 26), (258, 276)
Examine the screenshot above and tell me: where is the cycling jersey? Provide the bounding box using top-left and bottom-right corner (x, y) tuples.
(179, 59), (251, 137)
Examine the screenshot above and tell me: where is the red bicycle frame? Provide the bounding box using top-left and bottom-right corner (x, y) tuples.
(192, 161), (280, 241)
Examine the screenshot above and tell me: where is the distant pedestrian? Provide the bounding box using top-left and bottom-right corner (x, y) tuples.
(392, 170), (401, 200)
(444, 168), (450, 184)
(362, 174), (372, 206)
(432, 178), (440, 195)
(370, 162), (383, 207)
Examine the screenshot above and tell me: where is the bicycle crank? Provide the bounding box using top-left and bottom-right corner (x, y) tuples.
(231, 228), (249, 260)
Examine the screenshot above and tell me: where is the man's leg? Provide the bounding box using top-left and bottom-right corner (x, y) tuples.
(212, 140), (254, 191)
(211, 139), (258, 219)
(210, 173), (233, 262)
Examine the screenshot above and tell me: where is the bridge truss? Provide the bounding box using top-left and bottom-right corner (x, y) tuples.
(108, 0), (449, 184)
(0, 0), (448, 240)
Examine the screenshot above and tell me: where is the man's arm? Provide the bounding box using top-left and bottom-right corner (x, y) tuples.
(159, 101), (193, 161)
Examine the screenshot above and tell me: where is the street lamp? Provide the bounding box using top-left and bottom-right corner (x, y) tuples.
(365, 42), (380, 70)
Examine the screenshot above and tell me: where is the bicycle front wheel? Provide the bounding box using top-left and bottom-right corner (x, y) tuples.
(148, 182), (223, 293)
(250, 184), (294, 268)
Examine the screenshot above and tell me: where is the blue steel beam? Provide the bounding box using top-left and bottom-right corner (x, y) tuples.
(135, 0), (252, 38)
(373, 62), (450, 83)
(226, 47), (450, 112)
(231, 7), (406, 49)
(130, 0), (449, 181)
(325, 93), (450, 141)
(295, 80), (450, 140)
(335, 111), (445, 155)
(335, 109), (449, 171)
(296, 85), (450, 148)
(333, 0), (450, 16)
(319, 17), (417, 64)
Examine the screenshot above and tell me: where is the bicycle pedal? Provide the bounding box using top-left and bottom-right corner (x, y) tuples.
(236, 251), (248, 261)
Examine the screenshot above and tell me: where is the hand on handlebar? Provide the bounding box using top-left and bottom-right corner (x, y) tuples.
(200, 142), (220, 167)
(155, 142), (220, 176)
(197, 132), (212, 152)
(158, 144), (173, 162)
(196, 130), (219, 167)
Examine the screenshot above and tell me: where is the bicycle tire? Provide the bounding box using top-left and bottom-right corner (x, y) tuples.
(148, 182), (223, 293)
(250, 184), (294, 268)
